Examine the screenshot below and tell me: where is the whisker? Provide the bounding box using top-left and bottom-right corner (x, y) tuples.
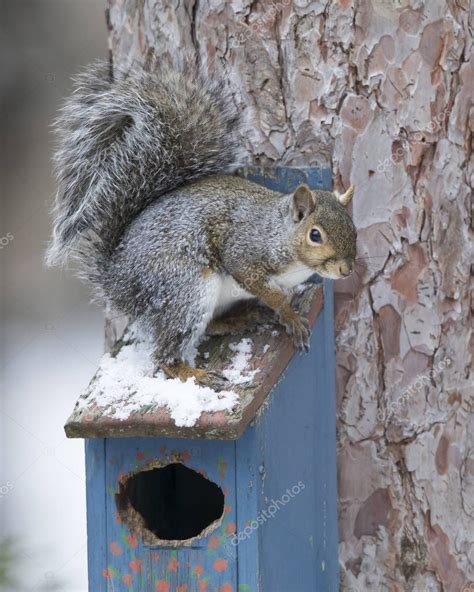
(375, 228), (393, 244)
(348, 269), (357, 296)
(355, 255), (389, 261)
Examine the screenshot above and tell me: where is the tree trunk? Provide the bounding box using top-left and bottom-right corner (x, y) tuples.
(107, 1), (472, 590)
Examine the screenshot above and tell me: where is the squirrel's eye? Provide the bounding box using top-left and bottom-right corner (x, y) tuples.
(309, 228), (323, 244)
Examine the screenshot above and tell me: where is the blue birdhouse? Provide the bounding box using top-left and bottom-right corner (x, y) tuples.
(65, 167), (339, 592)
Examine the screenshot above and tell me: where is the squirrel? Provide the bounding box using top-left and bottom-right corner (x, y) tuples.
(47, 61), (357, 390)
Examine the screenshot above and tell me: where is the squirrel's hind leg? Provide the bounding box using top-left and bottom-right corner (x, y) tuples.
(147, 268), (230, 391)
(206, 303), (271, 336)
(159, 362), (229, 392)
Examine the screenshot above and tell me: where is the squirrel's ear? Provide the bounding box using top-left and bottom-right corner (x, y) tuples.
(335, 185), (354, 207)
(292, 184), (315, 222)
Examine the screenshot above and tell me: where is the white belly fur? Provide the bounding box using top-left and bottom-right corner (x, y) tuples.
(210, 262), (315, 319)
(183, 272), (222, 363)
(184, 270), (269, 363)
(272, 262), (316, 289)
(213, 275), (253, 316)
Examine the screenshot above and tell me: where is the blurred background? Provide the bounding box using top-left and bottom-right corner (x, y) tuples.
(1, 2), (107, 590)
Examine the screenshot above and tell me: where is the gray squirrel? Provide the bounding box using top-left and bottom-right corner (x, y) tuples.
(47, 61), (356, 390)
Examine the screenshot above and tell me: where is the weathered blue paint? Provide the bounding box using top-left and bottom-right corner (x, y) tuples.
(99, 439), (237, 590)
(241, 279), (339, 592)
(241, 165), (332, 193)
(85, 438), (108, 592)
(84, 166), (338, 591)
(233, 421), (260, 592)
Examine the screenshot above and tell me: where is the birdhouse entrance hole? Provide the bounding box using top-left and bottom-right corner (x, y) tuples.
(116, 462), (225, 543)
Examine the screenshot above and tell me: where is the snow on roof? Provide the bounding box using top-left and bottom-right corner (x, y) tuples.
(77, 326), (258, 428)
(65, 283), (324, 439)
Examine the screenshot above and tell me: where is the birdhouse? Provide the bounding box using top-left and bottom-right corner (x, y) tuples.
(65, 167), (339, 592)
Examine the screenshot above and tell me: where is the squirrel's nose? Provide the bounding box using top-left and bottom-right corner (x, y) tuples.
(338, 261), (353, 277)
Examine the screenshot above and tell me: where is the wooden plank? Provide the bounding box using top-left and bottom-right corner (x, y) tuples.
(234, 428), (260, 592)
(65, 282), (323, 441)
(239, 165), (332, 193)
(85, 438), (108, 591)
(100, 437), (238, 591)
(319, 279), (339, 585)
(251, 279), (339, 591)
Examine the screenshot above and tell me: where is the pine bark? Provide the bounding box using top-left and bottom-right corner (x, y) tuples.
(107, 1), (473, 589)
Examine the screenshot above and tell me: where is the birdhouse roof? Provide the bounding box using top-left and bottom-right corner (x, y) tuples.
(64, 281), (323, 440)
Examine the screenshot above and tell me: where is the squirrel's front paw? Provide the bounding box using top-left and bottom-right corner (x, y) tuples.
(281, 314), (311, 352)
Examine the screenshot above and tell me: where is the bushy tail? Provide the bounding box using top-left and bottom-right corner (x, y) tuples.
(46, 60), (242, 270)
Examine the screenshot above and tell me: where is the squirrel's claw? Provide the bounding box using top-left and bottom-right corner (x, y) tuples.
(158, 362), (230, 392)
(282, 315), (311, 352)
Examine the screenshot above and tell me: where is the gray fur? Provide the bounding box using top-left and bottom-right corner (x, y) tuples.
(46, 60), (242, 273)
(47, 62), (357, 366)
(99, 175), (296, 364)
